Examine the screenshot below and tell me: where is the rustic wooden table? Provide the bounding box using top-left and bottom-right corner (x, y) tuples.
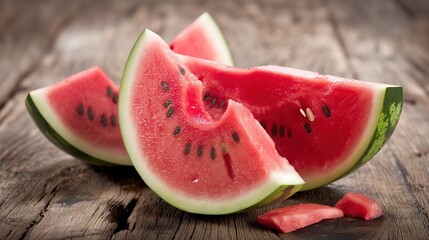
(1, 0), (428, 239)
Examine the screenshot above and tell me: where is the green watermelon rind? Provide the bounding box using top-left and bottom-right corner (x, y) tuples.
(345, 87), (403, 173)
(25, 92), (131, 166)
(119, 29), (304, 215)
(300, 86), (403, 191)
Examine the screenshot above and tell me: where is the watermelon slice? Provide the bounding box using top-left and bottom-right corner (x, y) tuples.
(26, 68), (127, 165)
(257, 204), (344, 233)
(180, 55), (403, 190)
(335, 192), (383, 220)
(118, 29), (304, 214)
(25, 13), (233, 166)
(170, 12), (233, 66)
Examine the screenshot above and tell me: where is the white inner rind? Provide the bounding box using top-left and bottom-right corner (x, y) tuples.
(119, 29), (304, 214)
(30, 89), (131, 165)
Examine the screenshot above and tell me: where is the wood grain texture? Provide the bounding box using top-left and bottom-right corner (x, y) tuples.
(0, 0), (428, 239)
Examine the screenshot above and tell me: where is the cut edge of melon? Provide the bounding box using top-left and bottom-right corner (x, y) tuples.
(119, 29), (304, 214)
(300, 84), (403, 191)
(173, 12), (234, 66)
(26, 89), (131, 166)
(198, 12), (234, 66)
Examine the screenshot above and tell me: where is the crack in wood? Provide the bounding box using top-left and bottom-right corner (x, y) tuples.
(18, 186), (58, 240)
(170, 211), (185, 240)
(394, 154), (429, 230)
(109, 198), (138, 235)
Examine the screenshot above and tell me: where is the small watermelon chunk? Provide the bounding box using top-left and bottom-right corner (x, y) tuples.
(119, 29), (304, 214)
(180, 55), (403, 190)
(257, 204), (344, 233)
(335, 192), (383, 220)
(25, 13), (233, 165)
(170, 12), (233, 65)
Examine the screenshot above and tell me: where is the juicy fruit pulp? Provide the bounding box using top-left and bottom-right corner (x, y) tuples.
(26, 12), (234, 165)
(26, 67), (128, 165)
(180, 56), (403, 190)
(335, 192), (383, 220)
(119, 29), (304, 214)
(257, 203), (344, 233)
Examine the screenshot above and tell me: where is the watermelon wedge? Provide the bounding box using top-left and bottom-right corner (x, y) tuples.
(170, 12), (233, 66)
(180, 55), (403, 190)
(25, 13), (233, 166)
(257, 204), (344, 233)
(26, 68), (127, 165)
(335, 192), (383, 220)
(119, 29), (304, 214)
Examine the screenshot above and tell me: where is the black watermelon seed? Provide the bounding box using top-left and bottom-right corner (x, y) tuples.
(304, 123), (312, 133)
(166, 107), (175, 118)
(219, 100), (225, 109)
(179, 66), (185, 75)
(77, 103), (84, 116)
(232, 132), (240, 143)
(271, 124), (278, 137)
(287, 129), (292, 138)
(107, 87), (112, 97)
(112, 93), (118, 104)
(163, 99), (173, 108)
(87, 107), (94, 121)
(210, 97), (217, 108)
(110, 114), (116, 126)
(203, 94), (210, 102)
(260, 121), (266, 129)
(197, 145), (203, 157)
(101, 114), (107, 127)
(279, 125), (285, 138)
(322, 105), (331, 118)
(184, 142), (191, 155)
(210, 147), (216, 160)
(161, 81), (169, 91)
(173, 126), (181, 136)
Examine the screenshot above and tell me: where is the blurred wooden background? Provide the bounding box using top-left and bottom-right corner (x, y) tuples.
(1, 0), (428, 239)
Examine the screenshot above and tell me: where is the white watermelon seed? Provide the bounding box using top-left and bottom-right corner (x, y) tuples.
(306, 108), (315, 122)
(300, 108), (307, 118)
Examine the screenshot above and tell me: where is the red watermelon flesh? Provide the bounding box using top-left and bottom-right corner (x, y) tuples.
(170, 12), (233, 66)
(257, 203), (344, 233)
(25, 12), (234, 166)
(335, 192), (383, 220)
(118, 29), (304, 214)
(179, 55), (403, 190)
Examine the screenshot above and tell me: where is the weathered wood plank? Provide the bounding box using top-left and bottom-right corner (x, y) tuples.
(0, 0), (428, 239)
